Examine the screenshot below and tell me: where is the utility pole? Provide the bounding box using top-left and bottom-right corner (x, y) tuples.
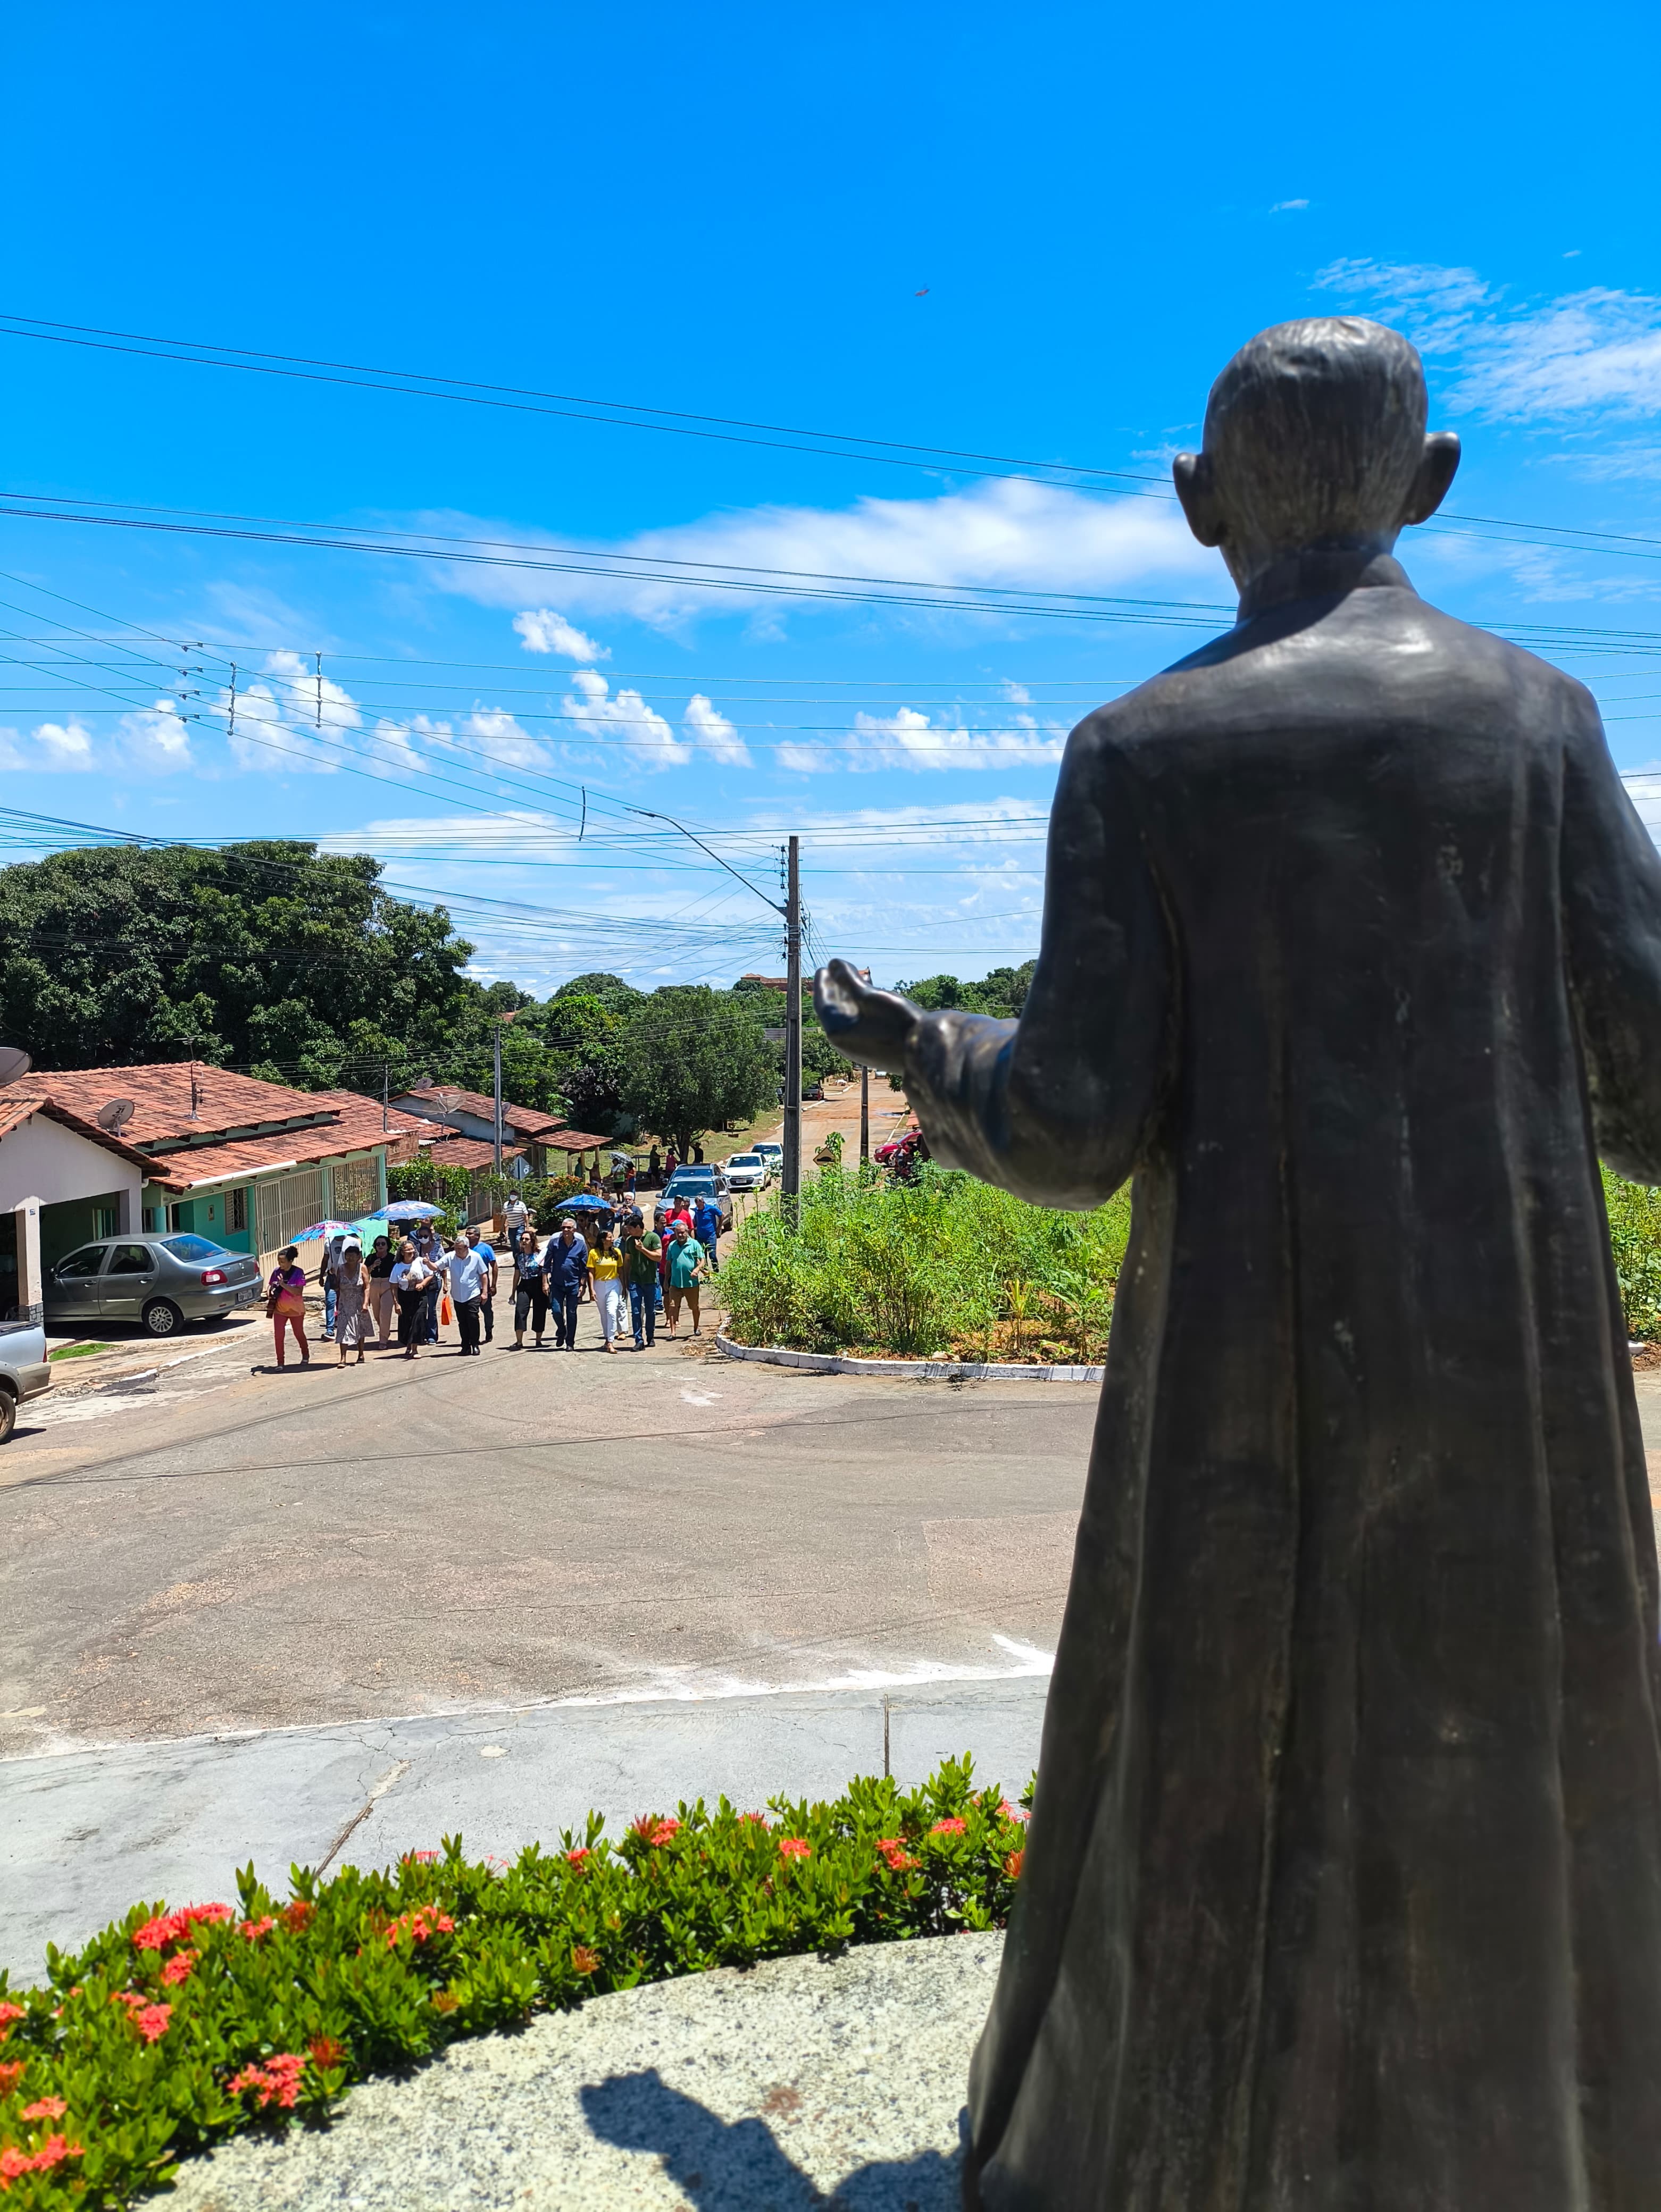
(857, 970), (872, 1163)
(782, 834), (802, 1204)
(492, 1021), (504, 1171)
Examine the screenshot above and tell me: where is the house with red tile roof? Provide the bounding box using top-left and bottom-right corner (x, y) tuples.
(389, 1083), (582, 1176)
(0, 1063), (431, 1298)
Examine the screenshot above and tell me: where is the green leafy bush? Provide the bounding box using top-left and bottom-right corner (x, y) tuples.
(1603, 1167), (1661, 1339)
(0, 1760), (1024, 2208)
(721, 1163), (1133, 1361)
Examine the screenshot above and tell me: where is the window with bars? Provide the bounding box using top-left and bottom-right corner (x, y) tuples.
(226, 1188), (247, 1234)
(329, 1156), (380, 1220)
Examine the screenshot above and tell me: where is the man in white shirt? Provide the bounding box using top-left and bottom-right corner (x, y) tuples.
(502, 1190), (530, 1243)
(439, 1233), (490, 1356)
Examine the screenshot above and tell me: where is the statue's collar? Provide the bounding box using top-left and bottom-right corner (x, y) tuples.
(1237, 549), (1414, 622)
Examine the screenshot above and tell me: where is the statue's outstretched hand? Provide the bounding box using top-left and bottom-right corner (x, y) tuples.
(813, 958), (919, 1075)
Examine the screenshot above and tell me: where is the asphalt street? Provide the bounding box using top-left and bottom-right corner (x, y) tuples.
(0, 1323), (1093, 1759)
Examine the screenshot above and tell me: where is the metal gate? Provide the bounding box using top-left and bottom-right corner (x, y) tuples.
(255, 1168), (325, 1258)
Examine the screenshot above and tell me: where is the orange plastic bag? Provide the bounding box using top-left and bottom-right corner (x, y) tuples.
(440, 1294), (453, 1327)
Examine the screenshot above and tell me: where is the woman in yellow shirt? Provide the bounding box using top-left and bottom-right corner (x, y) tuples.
(587, 1226), (625, 1354)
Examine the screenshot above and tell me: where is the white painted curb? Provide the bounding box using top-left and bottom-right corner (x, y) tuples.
(713, 1332), (1103, 1383)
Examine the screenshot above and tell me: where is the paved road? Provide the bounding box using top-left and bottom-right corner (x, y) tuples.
(0, 1321), (1095, 1761)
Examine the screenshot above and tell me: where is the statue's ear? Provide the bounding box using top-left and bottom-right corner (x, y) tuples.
(1400, 431), (1461, 526)
(1173, 451), (1225, 547)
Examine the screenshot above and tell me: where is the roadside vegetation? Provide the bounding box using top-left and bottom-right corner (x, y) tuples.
(721, 1160), (1661, 1362)
(0, 1760), (1023, 2209)
(721, 1162), (1134, 1363)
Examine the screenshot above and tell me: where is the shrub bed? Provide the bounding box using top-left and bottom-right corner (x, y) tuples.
(723, 1161), (1661, 1358)
(721, 1161), (1133, 1362)
(0, 1759), (1024, 2208)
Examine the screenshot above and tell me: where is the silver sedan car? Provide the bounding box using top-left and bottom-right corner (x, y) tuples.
(45, 1233), (265, 1338)
(722, 1151), (771, 1192)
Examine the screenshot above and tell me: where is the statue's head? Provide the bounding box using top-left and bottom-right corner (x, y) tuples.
(1173, 317), (1460, 591)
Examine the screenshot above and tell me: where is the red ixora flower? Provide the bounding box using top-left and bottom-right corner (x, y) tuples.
(280, 1900), (315, 1934)
(0, 2135), (84, 2181)
(19, 2098), (66, 2122)
(566, 1846), (591, 1866)
(132, 1902), (233, 1952)
(160, 1949), (197, 1987)
(876, 1837), (919, 1873)
(571, 1945), (600, 1974)
(132, 2003), (172, 2043)
(929, 1817), (968, 1838)
(1005, 1849), (1025, 1881)
(400, 1849), (440, 1865)
(229, 2052), (306, 2110)
(630, 1815), (681, 1847)
(739, 1812), (770, 1828)
(0, 2001), (24, 2029)
(383, 1908), (455, 1951)
(306, 2035), (346, 2069)
(777, 1838), (812, 1860)
(0, 2061), (23, 2094)
(239, 1917), (276, 1941)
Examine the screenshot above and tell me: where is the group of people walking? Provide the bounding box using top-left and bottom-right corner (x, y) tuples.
(263, 1194), (716, 1368)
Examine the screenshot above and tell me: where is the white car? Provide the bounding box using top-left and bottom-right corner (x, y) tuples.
(723, 1151), (771, 1192)
(752, 1141), (783, 1175)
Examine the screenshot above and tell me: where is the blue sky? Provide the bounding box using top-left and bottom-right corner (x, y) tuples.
(3, 0), (1660, 994)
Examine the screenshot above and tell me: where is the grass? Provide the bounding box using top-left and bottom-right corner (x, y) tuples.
(0, 1759), (1023, 2208)
(720, 1161), (1661, 1361)
(720, 1161), (1133, 1363)
(46, 1344), (105, 1363)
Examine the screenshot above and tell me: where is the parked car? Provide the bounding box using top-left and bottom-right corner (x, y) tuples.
(752, 1141), (783, 1175)
(44, 1234), (264, 1338)
(654, 1169), (733, 1234)
(722, 1151), (770, 1192)
(0, 1318), (51, 1443)
(803, 1083), (826, 1102)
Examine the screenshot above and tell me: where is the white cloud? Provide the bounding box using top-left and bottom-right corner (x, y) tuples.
(1270, 198), (1309, 213)
(1314, 258), (1661, 423)
(427, 476), (1218, 633)
(0, 701), (195, 776)
(560, 670), (690, 769)
(683, 694), (749, 766)
(513, 608), (610, 660)
(34, 719), (98, 769)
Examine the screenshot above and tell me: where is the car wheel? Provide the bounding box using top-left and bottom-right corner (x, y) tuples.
(0, 1388), (14, 1444)
(142, 1299), (183, 1338)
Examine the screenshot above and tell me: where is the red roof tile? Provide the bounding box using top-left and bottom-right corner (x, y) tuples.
(397, 1084), (565, 1138)
(421, 1133), (527, 1172)
(22, 1062), (338, 1149)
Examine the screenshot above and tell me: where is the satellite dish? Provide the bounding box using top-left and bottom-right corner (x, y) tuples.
(0, 1046), (31, 1087)
(435, 1088), (464, 1113)
(97, 1097), (137, 1134)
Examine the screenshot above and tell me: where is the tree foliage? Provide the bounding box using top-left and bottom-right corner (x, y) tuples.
(894, 961), (1037, 1019)
(618, 985), (777, 1154)
(0, 842), (474, 1084)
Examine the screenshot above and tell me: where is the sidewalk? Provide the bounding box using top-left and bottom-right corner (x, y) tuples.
(0, 1678), (1047, 1980)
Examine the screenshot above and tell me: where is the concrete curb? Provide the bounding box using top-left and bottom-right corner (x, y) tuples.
(714, 1332), (1104, 1383)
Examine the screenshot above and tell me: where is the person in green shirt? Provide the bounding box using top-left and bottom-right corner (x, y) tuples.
(664, 1219), (708, 1338)
(620, 1210), (664, 1350)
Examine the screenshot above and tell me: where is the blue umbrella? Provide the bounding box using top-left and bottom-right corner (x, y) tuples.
(362, 1200), (444, 1222)
(560, 1195), (614, 1212)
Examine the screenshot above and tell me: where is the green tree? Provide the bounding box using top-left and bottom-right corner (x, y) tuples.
(619, 986), (776, 1155)
(0, 840), (478, 1084)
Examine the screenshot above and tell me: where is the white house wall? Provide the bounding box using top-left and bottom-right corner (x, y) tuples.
(0, 1115), (143, 1218)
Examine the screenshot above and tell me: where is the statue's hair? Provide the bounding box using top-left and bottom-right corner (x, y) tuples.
(1203, 318), (1428, 551)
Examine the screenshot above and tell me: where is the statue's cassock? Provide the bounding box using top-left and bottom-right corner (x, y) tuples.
(904, 553), (1661, 2209)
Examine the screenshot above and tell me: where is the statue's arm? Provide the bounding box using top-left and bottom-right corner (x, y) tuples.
(820, 724), (1171, 1209)
(1562, 691), (1661, 1184)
